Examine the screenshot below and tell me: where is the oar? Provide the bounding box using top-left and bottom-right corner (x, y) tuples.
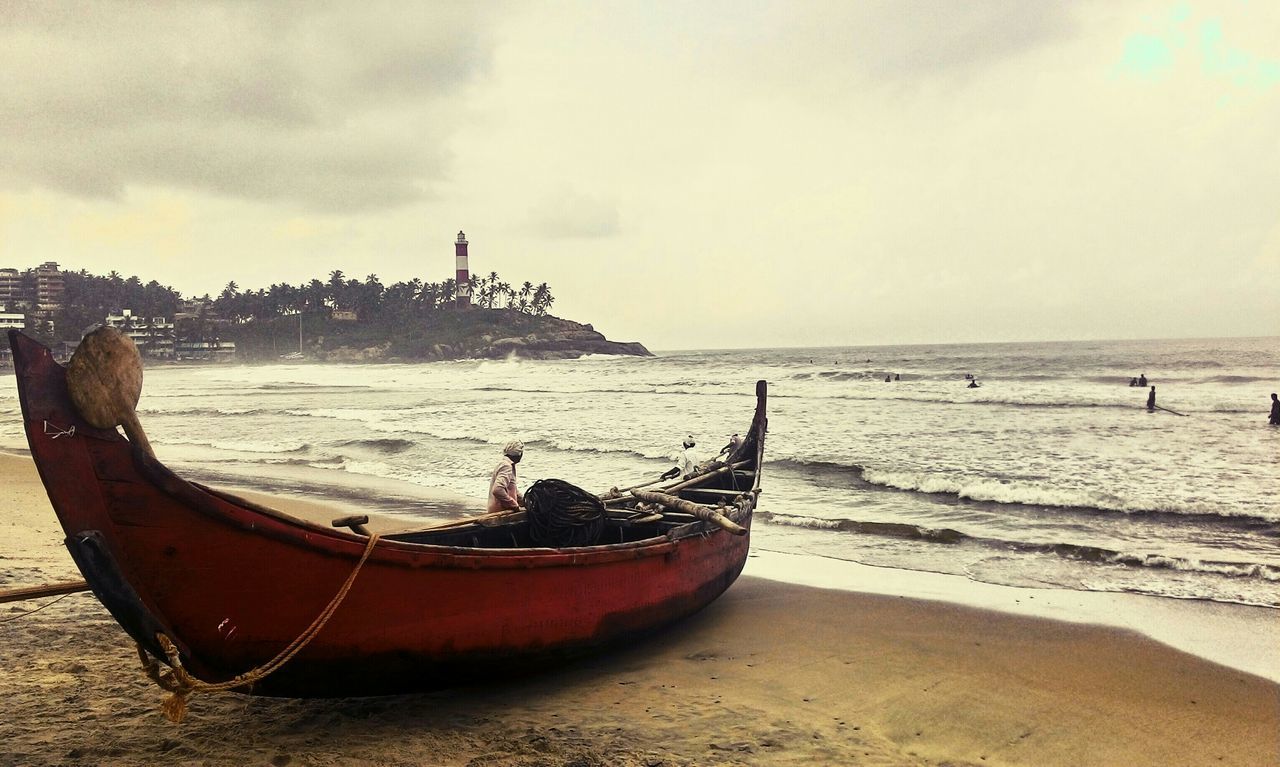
(0, 580), (90, 605)
(65, 326), (156, 459)
(1155, 405), (1188, 417)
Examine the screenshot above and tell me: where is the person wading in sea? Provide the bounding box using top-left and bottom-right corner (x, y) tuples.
(1269, 393), (1279, 426)
(488, 441), (524, 513)
(1147, 386), (1157, 412)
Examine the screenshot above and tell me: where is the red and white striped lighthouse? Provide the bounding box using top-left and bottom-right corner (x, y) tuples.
(454, 230), (471, 309)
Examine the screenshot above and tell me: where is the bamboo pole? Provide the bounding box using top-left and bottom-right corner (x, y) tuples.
(0, 580), (90, 605)
(603, 461), (751, 506)
(630, 490), (748, 536)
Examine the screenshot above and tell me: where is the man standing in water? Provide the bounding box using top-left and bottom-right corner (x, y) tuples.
(1269, 393), (1279, 425)
(488, 441), (524, 512)
(1147, 386), (1157, 412)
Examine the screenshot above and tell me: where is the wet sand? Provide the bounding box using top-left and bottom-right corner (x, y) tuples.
(2, 452), (1277, 766)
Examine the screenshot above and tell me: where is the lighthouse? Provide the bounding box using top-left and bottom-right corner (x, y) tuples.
(454, 230), (471, 308)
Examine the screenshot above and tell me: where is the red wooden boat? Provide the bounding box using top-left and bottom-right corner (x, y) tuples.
(8, 330), (766, 700)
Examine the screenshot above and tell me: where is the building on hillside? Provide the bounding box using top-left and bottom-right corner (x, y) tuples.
(0, 311), (25, 330)
(105, 309), (176, 358)
(0, 268), (20, 308)
(332, 310), (358, 321)
(34, 262), (64, 309)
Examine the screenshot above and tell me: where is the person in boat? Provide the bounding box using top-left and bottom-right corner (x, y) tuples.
(967, 379), (980, 388)
(1147, 386), (1156, 411)
(1269, 393), (1279, 425)
(487, 441), (525, 513)
(660, 435), (699, 481)
(1138, 373), (1148, 387)
(719, 433), (742, 458)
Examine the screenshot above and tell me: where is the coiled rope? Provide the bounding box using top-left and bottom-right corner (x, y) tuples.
(525, 479), (605, 548)
(137, 532), (381, 723)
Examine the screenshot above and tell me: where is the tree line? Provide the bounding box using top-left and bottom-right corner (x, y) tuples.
(20, 268), (555, 343)
(212, 270), (555, 324)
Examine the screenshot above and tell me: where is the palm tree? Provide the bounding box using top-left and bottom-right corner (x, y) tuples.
(306, 279), (327, 313)
(519, 281), (533, 313)
(328, 270), (346, 309)
(531, 283), (554, 316)
(419, 281), (441, 310)
(483, 271), (501, 308)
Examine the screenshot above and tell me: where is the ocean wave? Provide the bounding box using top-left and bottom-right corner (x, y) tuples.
(161, 438), (312, 454)
(763, 458), (1279, 525)
(285, 406), (442, 421)
(211, 439), (311, 454)
(1200, 375), (1275, 384)
(255, 382), (372, 391)
(470, 384), (739, 397)
(767, 458), (866, 481)
(770, 390), (1141, 411)
(334, 438), (416, 454)
(282, 408), (681, 462)
(813, 371), (883, 382)
(759, 511), (1280, 582)
(138, 407), (271, 417)
(857, 468), (1280, 523)
(760, 512), (965, 542)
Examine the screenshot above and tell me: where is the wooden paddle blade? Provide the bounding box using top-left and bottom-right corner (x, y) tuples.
(66, 325), (144, 430)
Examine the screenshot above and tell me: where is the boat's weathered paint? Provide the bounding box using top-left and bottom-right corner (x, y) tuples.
(8, 330), (764, 697)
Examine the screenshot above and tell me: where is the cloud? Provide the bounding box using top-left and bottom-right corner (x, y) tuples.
(524, 186), (620, 239)
(0, 2), (497, 211)
(838, 0), (1078, 79)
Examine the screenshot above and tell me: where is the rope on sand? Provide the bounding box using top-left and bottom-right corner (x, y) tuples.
(136, 532), (381, 723)
(0, 591), (80, 623)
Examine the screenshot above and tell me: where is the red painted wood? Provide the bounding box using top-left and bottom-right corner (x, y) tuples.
(8, 331), (761, 697)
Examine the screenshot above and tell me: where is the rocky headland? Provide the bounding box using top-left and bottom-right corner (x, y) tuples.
(231, 308), (651, 363)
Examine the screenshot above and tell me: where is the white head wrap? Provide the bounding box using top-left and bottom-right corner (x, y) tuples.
(504, 440), (524, 458)
(683, 435), (696, 448)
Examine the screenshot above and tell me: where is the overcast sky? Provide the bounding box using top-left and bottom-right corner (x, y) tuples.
(1, 1), (1276, 350)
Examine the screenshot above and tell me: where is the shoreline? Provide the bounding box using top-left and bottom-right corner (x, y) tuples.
(3, 451), (1278, 764)
(748, 549), (1280, 684)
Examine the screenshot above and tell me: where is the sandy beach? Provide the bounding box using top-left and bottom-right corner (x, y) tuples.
(2, 451), (1277, 767)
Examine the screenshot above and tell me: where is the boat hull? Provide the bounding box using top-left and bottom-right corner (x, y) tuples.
(9, 330), (759, 697)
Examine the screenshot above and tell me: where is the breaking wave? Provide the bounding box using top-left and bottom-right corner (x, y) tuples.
(760, 511), (1280, 583)
(334, 438), (416, 454)
(765, 459), (1280, 525)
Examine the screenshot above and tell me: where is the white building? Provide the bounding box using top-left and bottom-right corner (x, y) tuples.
(0, 268), (20, 307)
(0, 311), (25, 330)
(175, 339), (236, 361)
(104, 309), (176, 358)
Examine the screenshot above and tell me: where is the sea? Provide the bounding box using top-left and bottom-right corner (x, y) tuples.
(2, 336), (1278, 666)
